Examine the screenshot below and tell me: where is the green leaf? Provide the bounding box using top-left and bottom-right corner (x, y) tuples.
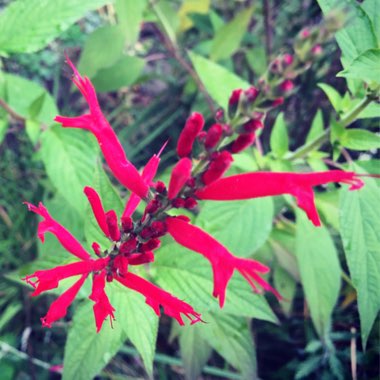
(63, 301), (126, 380)
(296, 210), (341, 337)
(78, 26), (126, 78)
(179, 324), (212, 380)
(0, 0), (111, 55)
(306, 109), (324, 143)
(178, 0), (211, 32)
(40, 126), (99, 214)
(317, 0), (377, 63)
(273, 264), (296, 316)
(188, 51), (251, 108)
(341, 128), (380, 150)
(318, 83), (342, 112)
(25, 119), (41, 145)
(210, 6), (253, 61)
(245, 46), (267, 76)
(92, 55), (145, 92)
(361, 0), (380, 44)
(115, 0), (147, 47)
(338, 48), (380, 84)
(196, 198), (273, 258)
(339, 170), (380, 347)
(151, 0), (179, 46)
(152, 244), (278, 323)
(3, 73), (57, 124)
(270, 112), (289, 157)
(0, 118), (8, 145)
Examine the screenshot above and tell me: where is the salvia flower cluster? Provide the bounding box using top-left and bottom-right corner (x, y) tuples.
(23, 56), (368, 333)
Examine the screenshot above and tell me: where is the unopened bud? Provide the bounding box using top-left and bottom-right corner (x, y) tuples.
(141, 238), (161, 252)
(300, 28), (311, 39)
(311, 44), (323, 55)
(177, 112), (205, 157)
(243, 119), (263, 133)
(280, 80), (294, 93)
(145, 199), (161, 214)
(172, 198), (186, 208)
(155, 181), (166, 194)
(202, 151), (233, 185)
(272, 97), (284, 107)
(283, 53), (294, 66)
(231, 133), (256, 153)
(120, 237), (137, 255)
(228, 89), (243, 106)
(244, 86), (259, 102)
(106, 210), (120, 241)
(185, 197), (198, 209)
(151, 220), (167, 237)
(205, 124), (223, 149)
(168, 157), (193, 199)
(197, 131), (207, 143)
(121, 216), (133, 232)
(106, 273), (114, 282)
(215, 108), (224, 122)
(92, 242), (102, 257)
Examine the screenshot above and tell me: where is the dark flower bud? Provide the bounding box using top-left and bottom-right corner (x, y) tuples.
(186, 177), (196, 188)
(272, 97), (284, 107)
(120, 237), (137, 255)
(231, 133), (256, 154)
(185, 197), (198, 209)
(243, 119), (263, 133)
(106, 273), (114, 282)
(106, 210), (120, 241)
(177, 112), (205, 157)
(228, 89), (243, 106)
(145, 199), (161, 214)
(141, 238), (161, 252)
(92, 242), (102, 257)
(151, 220), (167, 237)
(202, 151), (233, 185)
(155, 181), (167, 194)
(244, 86), (259, 102)
(222, 124), (233, 136)
(205, 124), (223, 149)
(197, 131), (207, 143)
(121, 216), (133, 232)
(140, 227), (154, 240)
(279, 80), (294, 93)
(172, 198), (186, 208)
(113, 255), (129, 276)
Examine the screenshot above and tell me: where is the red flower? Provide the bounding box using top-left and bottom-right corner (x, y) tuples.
(195, 171), (364, 226)
(168, 157), (193, 199)
(166, 216), (281, 307)
(177, 112), (204, 157)
(202, 151), (233, 185)
(54, 56), (148, 199)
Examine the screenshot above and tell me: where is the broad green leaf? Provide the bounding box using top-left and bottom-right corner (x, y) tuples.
(306, 109), (324, 143)
(270, 112), (289, 157)
(296, 210), (341, 337)
(189, 51), (251, 108)
(152, 244), (278, 323)
(318, 83), (342, 112)
(178, 0), (211, 32)
(3, 73), (57, 124)
(92, 55), (145, 92)
(196, 198), (274, 257)
(0, 0), (111, 55)
(341, 128), (380, 150)
(340, 171), (380, 347)
(25, 119), (41, 145)
(40, 126), (99, 214)
(179, 324), (212, 380)
(315, 190), (340, 230)
(361, 0), (380, 44)
(338, 48), (380, 84)
(273, 263), (296, 316)
(210, 6), (253, 61)
(63, 300), (126, 380)
(115, 0), (147, 47)
(78, 26), (126, 78)
(317, 0), (377, 63)
(152, 0), (179, 46)
(198, 312), (257, 379)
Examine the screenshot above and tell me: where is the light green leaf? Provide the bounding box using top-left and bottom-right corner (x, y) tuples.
(3, 73), (57, 124)
(306, 109), (324, 143)
(25, 119), (41, 145)
(78, 25), (126, 78)
(0, 0), (111, 55)
(115, 0), (147, 47)
(339, 170), (380, 347)
(152, 244), (278, 323)
(40, 126), (99, 214)
(341, 128), (380, 150)
(179, 324), (212, 380)
(362, 0), (380, 44)
(273, 263), (296, 316)
(270, 112), (289, 157)
(196, 198), (273, 257)
(338, 48), (380, 84)
(245, 46), (267, 76)
(188, 51), (251, 108)
(152, 0), (179, 46)
(296, 210), (341, 337)
(318, 83), (342, 112)
(92, 55), (145, 92)
(210, 6), (253, 61)
(317, 0), (377, 63)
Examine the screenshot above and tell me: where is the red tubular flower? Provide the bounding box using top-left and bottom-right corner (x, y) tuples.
(205, 124), (223, 149)
(168, 157), (193, 199)
(105, 210), (120, 241)
(54, 56), (148, 199)
(84, 187), (109, 237)
(177, 112), (205, 157)
(202, 151), (233, 185)
(166, 216), (280, 307)
(128, 251), (155, 265)
(228, 89), (243, 106)
(89, 271), (116, 332)
(116, 272), (202, 325)
(24, 202), (91, 261)
(41, 275), (88, 328)
(195, 171), (364, 226)
(231, 133), (256, 153)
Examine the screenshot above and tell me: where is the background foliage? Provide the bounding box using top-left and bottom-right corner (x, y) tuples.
(0, 0), (379, 379)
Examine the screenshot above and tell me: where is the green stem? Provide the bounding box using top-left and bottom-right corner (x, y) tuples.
(339, 96), (373, 127)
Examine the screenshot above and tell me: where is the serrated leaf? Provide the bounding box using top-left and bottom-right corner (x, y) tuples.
(40, 126), (99, 214)
(306, 109), (324, 143)
(296, 210), (341, 337)
(210, 6), (253, 61)
(338, 48), (380, 84)
(318, 83), (342, 113)
(179, 324), (212, 380)
(341, 128), (380, 150)
(92, 55), (145, 92)
(78, 25), (126, 78)
(270, 112), (289, 157)
(339, 169), (380, 347)
(0, 0), (111, 55)
(196, 198), (273, 258)
(188, 51), (251, 108)
(152, 244), (278, 323)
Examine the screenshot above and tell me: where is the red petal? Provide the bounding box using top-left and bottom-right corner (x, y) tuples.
(116, 273), (202, 325)
(89, 271), (115, 332)
(24, 202), (91, 261)
(41, 274), (87, 328)
(195, 171), (364, 226)
(177, 112), (204, 157)
(84, 187), (110, 237)
(128, 251), (154, 265)
(168, 157), (192, 199)
(166, 217), (279, 307)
